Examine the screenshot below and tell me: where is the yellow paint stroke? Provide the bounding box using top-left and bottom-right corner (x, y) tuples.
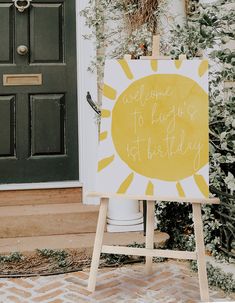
(174, 60), (183, 69)
(194, 174), (209, 198)
(103, 84), (117, 100)
(98, 155), (115, 172)
(101, 109), (111, 118)
(145, 181), (154, 196)
(176, 182), (186, 198)
(118, 59), (134, 80)
(99, 131), (108, 141)
(151, 60), (158, 72)
(198, 60), (208, 77)
(117, 172), (134, 194)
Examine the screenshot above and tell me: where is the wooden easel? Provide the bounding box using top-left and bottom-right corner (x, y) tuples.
(87, 36), (220, 302)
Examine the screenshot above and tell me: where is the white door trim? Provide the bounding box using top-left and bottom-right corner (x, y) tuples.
(76, 0), (99, 204)
(0, 181), (83, 191)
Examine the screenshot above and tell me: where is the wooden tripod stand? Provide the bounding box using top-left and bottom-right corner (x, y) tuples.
(87, 194), (219, 302)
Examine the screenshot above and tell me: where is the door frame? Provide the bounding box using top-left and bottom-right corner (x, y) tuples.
(0, 0), (98, 198)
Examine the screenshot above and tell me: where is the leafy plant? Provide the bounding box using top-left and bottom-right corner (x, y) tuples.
(80, 0), (167, 84)
(158, 0), (235, 259)
(36, 249), (69, 268)
(191, 261), (235, 293)
(0, 252), (24, 263)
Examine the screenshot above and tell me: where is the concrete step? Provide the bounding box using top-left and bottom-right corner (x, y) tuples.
(0, 231), (170, 254)
(0, 187), (82, 206)
(0, 203), (99, 238)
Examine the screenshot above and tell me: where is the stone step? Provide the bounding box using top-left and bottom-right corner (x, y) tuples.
(0, 187), (82, 206)
(0, 231), (170, 254)
(0, 203), (99, 238)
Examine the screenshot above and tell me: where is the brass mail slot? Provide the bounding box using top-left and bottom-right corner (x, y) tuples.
(3, 74), (42, 86)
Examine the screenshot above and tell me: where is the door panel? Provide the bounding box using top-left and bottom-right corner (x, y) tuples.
(30, 4), (63, 63)
(0, 0), (78, 184)
(0, 4), (14, 63)
(30, 94), (65, 156)
(0, 95), (15, 156)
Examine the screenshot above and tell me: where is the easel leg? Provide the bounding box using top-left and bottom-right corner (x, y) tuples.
(88, 198), (108, 292)
(145, 200), (155, 275)
(192, 203), (210, 302)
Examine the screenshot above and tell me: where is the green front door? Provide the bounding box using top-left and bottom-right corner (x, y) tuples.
(0, 0), (79, 183)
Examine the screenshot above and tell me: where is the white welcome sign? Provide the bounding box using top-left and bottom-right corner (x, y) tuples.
(96, 59), (209, 198)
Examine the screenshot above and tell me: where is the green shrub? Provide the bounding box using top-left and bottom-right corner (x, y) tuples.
(0, 252), (24, 263)
(191, 261), (235, 293)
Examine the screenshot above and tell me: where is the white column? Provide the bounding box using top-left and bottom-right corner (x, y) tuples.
(158, 0), (186, 46)
(104, 6), (143, 233)
(107, 199), (143, 232)
(106, 0), (187, 232)
(167, 0), (186, 25)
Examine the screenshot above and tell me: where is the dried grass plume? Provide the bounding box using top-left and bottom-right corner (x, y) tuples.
(122, 0), (160, 32)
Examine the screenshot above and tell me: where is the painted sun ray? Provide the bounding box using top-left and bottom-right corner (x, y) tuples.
(101, 109), (111, 118)
(174, 60), (183, 69)
(117, 172), (134, 194)
(98, 155), (115, 172)
(194, 174), (209, 198)
(151, 60), (158, 72)
(103, 84), (117, 100)
(118, 59), (134, 80)
(176, 182), (186, 198)
(198, 60), (208, 77)
(145, 181), (154, 196)
(99, 131), (108, 141)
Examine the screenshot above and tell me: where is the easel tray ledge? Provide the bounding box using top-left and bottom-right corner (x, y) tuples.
(87, 192), (220, 205)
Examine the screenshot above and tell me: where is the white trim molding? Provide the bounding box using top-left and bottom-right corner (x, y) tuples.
(76, 0), (100, 204)
(0, 181), (83, 191)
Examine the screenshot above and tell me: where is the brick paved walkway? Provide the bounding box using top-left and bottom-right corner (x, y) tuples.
(0, 260), (234, 303)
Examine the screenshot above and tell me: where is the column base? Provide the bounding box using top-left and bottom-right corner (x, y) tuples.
(107, 213), (143, 226)
(107, 199), (144, 233)
(107, 222), (144, 233)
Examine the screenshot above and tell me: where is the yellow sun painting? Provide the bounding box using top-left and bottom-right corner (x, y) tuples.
(96, 59), (209, 198)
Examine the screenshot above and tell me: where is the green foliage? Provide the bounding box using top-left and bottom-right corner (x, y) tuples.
(191, 261), (235, 293)
(0, 252), (24, 263)
(156, 202), (226, 259)
(158, 0), (234, 259)
(36, 249), (68, 268)
(155, 202), (194, 251)
(80, 0), (165, 76)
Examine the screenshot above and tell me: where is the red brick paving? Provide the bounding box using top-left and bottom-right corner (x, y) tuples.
(0, 260), (234, 303)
